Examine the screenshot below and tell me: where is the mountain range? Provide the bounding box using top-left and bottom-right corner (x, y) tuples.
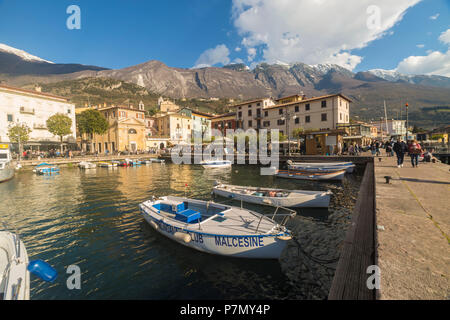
(1, 44), (449, 127)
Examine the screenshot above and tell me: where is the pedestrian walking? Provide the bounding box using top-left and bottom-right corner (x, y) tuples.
(393, 140), (407, 167)
(408, 140), (422, 168)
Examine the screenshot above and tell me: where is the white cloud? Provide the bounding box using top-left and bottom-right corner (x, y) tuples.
(438, 29), (450, 45)
(231, 0), (422, 70)
(429, 13), (440, 20)
(232, 58), (244, 64)
(234, 47), (242, 52)
(247, 47), (256, 61)
(193, 44), (230, 68)
(416, 44), (425, 48)
(396, 50), (450, 76)
(394, 28), (450, 77)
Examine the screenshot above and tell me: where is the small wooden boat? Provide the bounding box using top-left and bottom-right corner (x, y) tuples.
(78, 161), (96, 169)
(0, 231), (30, 300)
(287, 160), (355, 173)
(200, 160), (232, 168)
(97, 162), (117, 168)
(276, 169), (346, 181)
(213, 183), (331, 208)
(33, 163), (60, 175)
(140, 196), (295, 259)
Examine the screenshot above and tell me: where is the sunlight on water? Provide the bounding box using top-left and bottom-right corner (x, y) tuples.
(0, 163), (361, 299)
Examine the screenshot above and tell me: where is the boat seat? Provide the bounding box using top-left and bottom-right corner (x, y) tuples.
(175, 209), (201, 223)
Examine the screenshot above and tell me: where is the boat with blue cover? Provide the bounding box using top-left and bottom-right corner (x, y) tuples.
(33, 163), (60, 175)
(139, 196), (295, 259)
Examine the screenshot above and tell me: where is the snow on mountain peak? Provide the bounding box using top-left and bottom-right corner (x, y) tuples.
(0, 43), (54, 64)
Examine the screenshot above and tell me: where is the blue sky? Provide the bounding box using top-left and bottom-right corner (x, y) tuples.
(0, 0), (449, 76)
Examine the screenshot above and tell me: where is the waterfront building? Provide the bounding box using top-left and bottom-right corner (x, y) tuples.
(233, 98), (276, 129)
(337, 122), (374, 146)
(145, 115), (169, 150)
(179, 108), (213, 141)
(155, 112), (192, 145)
(302, 129), (347, 155)
(89, 103), (147, 153)
(236, 94), (351, 139)
(370, 119), (406, 139)
(0, 84), (76, 151)
(211, 112), (237, 136)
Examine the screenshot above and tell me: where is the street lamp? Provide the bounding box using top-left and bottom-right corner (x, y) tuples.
(405, 103), (409, 141)
(281, 111), (297, 156)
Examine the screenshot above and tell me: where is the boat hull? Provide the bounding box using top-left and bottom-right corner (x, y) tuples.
(213, 186), (330, 208)
(276, 170), (345, 181)
(288, 162), (355, 173)
(0, 231), (30, 300)
(141, 212), (288, 259)
(0, 165), (14, 183)
(200, 160), (232, 168)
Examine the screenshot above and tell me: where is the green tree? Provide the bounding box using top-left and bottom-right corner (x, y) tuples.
(76, 109), (109, 151)
(7, 123), (32, 160)
(46, 113), (73, 153)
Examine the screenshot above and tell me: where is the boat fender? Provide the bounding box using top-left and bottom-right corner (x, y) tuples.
(27, 259), (58, 282)
(174, 232), (191, 243)
(149, 220), (159, 230)
(276, 235), (292, 241)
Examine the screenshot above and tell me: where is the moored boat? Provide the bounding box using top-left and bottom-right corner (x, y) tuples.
(33, 163), (60, 175)
(0, 230), (30, 300)
(276, 169), (346, 181)
(150, 158), (165, 164)
(97, 161), (117, 168)
(287, 160), (355, 173)
(78, 161), (96, 169)
(200, 160), (232, 168)
(213, 183), (331, 208)
(0, 144), (14, 183)
(139, 196), (295, 259)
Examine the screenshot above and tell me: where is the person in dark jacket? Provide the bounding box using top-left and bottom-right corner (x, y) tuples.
(393, 140), (407, 167)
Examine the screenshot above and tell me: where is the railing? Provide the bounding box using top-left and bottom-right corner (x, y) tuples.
(20, 107), (35, 115)
(33, 124), (47, 130)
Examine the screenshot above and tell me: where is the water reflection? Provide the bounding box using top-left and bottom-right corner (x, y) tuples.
(0, 163), (361, 299)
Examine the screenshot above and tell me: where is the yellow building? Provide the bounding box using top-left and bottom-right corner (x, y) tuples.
(89, 104), (147, 153)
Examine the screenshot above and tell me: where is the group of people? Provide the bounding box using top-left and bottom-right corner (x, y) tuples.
(392, 139), (423, 168)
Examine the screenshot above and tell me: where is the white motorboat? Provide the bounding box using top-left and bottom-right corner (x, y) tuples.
(287, 160), (355, 173)
(200, 160), (232, 168)
(151, 158), (165, 164)
(0, 231), (30, 300)
(0, 144), (14, 183)
(139, 196), (295, 259)
(276, 169), (346, 181)
(78, 161), (96, 169)
(213, 183), (331, 208)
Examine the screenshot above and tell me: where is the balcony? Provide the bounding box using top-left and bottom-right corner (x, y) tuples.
(254, 114), (264, 120)
(33, 123), (47, 130)
(20, 107), (35, 115)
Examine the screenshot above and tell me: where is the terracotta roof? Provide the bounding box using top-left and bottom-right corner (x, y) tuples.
(227, 98), (270, 108)
(275, 94), (304, 101)
(211, 112), (236, 119)
(265, 93), (352, 110)
(0, 84), (70, 102)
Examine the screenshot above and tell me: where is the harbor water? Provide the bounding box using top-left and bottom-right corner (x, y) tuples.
(0, 163), (362, 299)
